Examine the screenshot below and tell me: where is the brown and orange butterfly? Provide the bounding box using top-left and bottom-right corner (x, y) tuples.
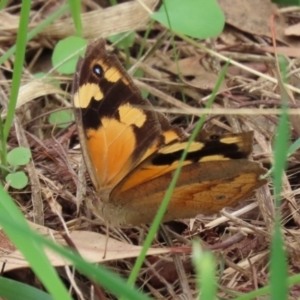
(72, 38), (267, 226)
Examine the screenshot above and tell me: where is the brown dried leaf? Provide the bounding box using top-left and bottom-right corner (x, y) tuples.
(261, 46), (300, 58)
(146, 257), (192, 289)
(41, 0), (158, 39)
(285, 22), (300, 36)
(218, 0), (287, 42)
(1, 222), (170, 272)
(0, 11), (19, 30)
(1, 80), (67, 119)
(166, 56), (227, 91)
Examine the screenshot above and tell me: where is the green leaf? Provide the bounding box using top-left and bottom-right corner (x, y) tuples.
(0, 0), (9, 10)
(6, 171), (28, 189)
(7, 147), (31, 166)
(108, 32), (135, 49)
(33, 72), (46, 79)
(49, 110), (75, 128)
(33, 72), (60, 88)
(52, 36), (87, 74)
(151, 0), (225, 38)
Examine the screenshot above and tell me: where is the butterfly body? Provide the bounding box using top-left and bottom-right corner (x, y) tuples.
(73, 38), (267, 226)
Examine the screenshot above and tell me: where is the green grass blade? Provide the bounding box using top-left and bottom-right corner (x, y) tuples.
(270, 108), (289, 299)
(2, 1), (31, 169)
(0, 277), (54, 300)
(0, 186), (150, 300)
(270, 220), (288, 300)
(0, 3), (68, 172)
(270, 56), (289, 300)
(192, 241), (217, 300)
(287, 137), (300, 157)
(68, 0), (82, 36)
(235, 273), (300, 300)
(0, 184), (72, 300)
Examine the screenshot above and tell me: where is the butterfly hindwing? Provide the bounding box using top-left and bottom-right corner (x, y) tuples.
(108, 159), (266, 225)
(103, 131), (267, 224)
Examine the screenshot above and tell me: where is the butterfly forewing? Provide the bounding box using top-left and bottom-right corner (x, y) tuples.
(73, 39), (182, 191)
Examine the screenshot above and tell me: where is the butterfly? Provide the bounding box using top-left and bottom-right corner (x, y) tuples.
(72, 38), (267, 226)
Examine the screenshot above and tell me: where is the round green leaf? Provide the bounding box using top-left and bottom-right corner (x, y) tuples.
(52, 36), (88, 74)
(33, 72), (60, 88)
(7, 147), (31, 166)
(108, 32), (135, 49)
(49, 110), (75, 128)
(6, 171), (29, 189)
(33, 72), (46, 79)
(151, 0), (225, 39)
